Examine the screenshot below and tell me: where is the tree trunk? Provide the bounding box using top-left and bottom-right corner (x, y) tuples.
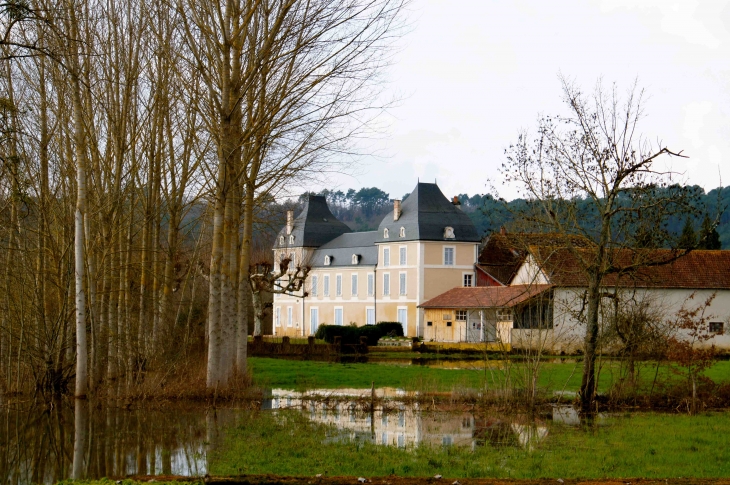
(580, 274), (601, 412)
(236, 187), (255, 370)
(71, 52), (89, 398)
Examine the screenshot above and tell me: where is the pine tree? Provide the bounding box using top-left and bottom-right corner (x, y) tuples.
(678, 217), (697, 249)
(698, 214), (722, 250)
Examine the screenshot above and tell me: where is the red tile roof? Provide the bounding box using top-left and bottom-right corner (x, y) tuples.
(419, 285), (553, 309)
(478, 232), (594, 285)
(531, 248), (730, 289)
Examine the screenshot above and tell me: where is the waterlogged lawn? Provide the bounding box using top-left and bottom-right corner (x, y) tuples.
(249, 357), (730, 393)
(249, 357), (484, 391)
(211, 410), (730, 479)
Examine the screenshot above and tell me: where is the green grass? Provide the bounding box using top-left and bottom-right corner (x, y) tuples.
(249, 357), (484, 391)
(211, 409), (730, 479)
(250, 356), (730, 394)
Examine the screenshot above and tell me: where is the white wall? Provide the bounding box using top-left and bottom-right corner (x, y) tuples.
(516, 287), (730, 353)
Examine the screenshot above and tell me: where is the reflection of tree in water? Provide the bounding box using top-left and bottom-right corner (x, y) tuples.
(472, 415), (549, 450)
(472, 417), (520, 448)
(0, 401), (226, 483)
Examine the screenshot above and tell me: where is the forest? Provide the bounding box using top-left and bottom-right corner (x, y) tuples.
(298, 185), (730, 248)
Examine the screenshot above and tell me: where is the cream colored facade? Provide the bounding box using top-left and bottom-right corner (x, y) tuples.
(273, 240), (478, 337)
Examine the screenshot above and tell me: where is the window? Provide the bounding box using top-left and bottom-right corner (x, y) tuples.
(323, 275), (330, 296)
(444, 247), (454, 266)
(367, 274), (374, 296)
(399, 247), (406, 265)
(383, 248), (390, 266)
(399, 227), (405, 237)
(311, 275), (318, 296)
(275, 307), (281, 327)
(456, 310), (467, 321)
(383, 273), (390, 296)
(399, 272), (406, 295)
(279, 236), (284, 245)
(463, 274), (473, 287)
(287, 307), (293, 327)
(351, 254), (359, 265)
(513, 297), (553, 329)
(289, 235), (295, 244)
(324, 255), (331, 266)
(289, 252), (296, 266)
(336, 274), (342, 296)
(427, 321), (433, 327)
(351, 274), (358, 296)
(443, 226), (455, 239)
(710, 322), (724, 334)
(397, 308), (407, 333)
(310, 308), (319, 334)
(383, 228), (389, 238)
(366, 308), (375, 325)
(334, 307), (343, 326)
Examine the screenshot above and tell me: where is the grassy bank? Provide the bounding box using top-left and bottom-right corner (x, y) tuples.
(211, 410), (730, 479)
(249, 357), (730, 395)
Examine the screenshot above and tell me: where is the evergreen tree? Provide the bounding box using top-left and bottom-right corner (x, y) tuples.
(698, 214), (722, 249)
(678, 217), (697, 249)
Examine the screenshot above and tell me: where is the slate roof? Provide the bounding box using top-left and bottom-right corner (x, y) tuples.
(419, 285), (553, 309)
(274, 195), (351, 249)
(530, 247), (730, 289)
(478, 232), (594, 285)
(376, 182), (480, 243)
(310, 232), (379, 267)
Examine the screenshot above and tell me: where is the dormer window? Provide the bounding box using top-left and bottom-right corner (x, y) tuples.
(444, 226), (455, 239)
(289, 235), (295, 244)
(384, 228), (389, 238)
(399, 227), (405, 237)
(324, 255), (331, 266)
(352, 254), (359, 265)
(279, 235), (285, 245)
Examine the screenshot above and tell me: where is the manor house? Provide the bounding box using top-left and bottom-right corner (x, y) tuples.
(272, 182), (480, 337)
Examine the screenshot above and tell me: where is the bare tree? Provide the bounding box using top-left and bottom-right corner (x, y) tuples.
(177, 0), (406, 388)
(503, 77), (701, 412)
(250, 256), (310, 336)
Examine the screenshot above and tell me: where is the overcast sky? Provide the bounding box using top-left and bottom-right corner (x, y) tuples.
(313, 0), (730, 202)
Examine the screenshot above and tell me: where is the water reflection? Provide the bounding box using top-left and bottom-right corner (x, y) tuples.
(265, 389), (583, 451)
(0, 400), (233, 484)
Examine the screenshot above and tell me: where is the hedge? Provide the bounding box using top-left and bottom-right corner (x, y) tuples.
(314, 321), (404, 346)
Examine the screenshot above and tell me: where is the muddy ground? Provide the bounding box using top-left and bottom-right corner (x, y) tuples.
(132, 475), (730, 485)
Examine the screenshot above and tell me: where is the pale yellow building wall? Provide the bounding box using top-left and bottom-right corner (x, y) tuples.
(273, 240), (479, 339)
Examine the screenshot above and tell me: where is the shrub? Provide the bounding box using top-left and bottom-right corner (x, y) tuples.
(376, 321), (404, 338)
(314, 321), (404, 346)
(314, 324), (360, 345)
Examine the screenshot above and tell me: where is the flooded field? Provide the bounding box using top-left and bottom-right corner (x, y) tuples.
(3, 387), (730, 483)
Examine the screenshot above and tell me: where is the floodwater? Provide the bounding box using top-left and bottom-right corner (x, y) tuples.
(1, 389), (605, 484)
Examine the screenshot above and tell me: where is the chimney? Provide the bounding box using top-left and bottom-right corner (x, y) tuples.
(500, 226), (507, 235)
(286, 210), (294, 235)
(393, 199), (401, 221)
(452, 196), (462, 210)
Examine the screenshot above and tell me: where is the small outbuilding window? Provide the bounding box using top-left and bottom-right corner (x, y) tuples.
(710, 321), (724, 334)
(456, 310), (467, 321)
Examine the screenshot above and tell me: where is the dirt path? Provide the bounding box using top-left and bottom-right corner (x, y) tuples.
(133, 475), (730, 485)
